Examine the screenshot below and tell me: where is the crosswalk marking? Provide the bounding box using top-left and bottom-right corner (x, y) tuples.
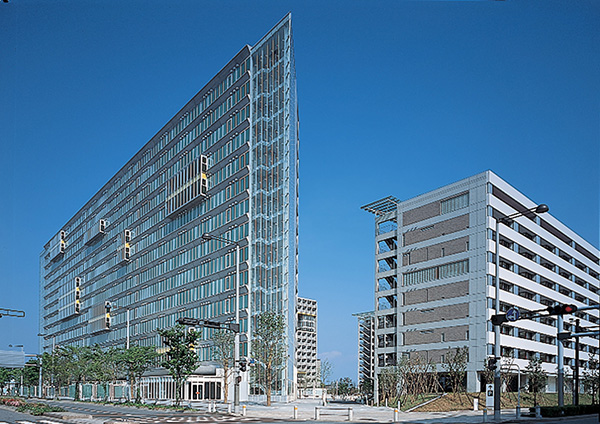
(39, 420), (64, 424)
(16, 421), (37, 424)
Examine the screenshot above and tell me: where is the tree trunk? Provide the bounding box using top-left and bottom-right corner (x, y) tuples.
(266, 367), (272, 406)
(175, 378), (181, 406)
(223, 368), (229, 403)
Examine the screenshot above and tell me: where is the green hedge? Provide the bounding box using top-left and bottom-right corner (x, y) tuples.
(15, 402), (66, 416)
(539, 404), (599, 417)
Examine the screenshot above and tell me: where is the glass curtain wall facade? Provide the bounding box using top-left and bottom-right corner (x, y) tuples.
(39, 14), (298, 399)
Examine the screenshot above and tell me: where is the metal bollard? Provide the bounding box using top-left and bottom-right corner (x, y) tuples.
(516, 406), (520, 419)
(348, 407), (353, 421)
(242, 405), (247, 416)
(483, 409), (488, 422)
(293, 405), (298, 419)
(315, 407), (320, 420)
(393, 409), (399, 422)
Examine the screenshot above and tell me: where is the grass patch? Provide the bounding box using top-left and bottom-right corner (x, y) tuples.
(412, 392), (597, 412)
(397, 394), (439, 411)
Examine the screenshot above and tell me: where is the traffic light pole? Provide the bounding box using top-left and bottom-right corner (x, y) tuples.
(491, 204), (549, 421)
(573, 319), (580, 406)
(557, 314), (564, 407)
(493, 217), (502, 421)
(234, 243), (240, 414)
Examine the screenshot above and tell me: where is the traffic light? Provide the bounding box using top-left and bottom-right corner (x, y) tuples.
(177, 317), (200, 326)
(105, 301), (111, 329)
(486, 357), (498, 371)
(239, 360), (247, 372)
(546, 304), (578, 315)
(491, 314), (508, 326)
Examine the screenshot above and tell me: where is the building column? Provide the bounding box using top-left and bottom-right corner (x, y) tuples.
(467, 370), (479, 393)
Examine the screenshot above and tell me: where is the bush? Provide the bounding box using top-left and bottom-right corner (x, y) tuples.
(15, 402), (65, 416)
(0, 397), (26, 407)
(540, 404), (600, 417)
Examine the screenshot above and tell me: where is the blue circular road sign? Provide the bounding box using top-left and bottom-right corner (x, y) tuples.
(506, 307), (520, 322)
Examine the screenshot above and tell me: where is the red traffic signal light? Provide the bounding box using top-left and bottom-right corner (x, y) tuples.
(546, 304), (578, 315)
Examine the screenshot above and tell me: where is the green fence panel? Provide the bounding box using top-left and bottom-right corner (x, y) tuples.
(114, 386), (123, 398)
(83, 384), (92, 399)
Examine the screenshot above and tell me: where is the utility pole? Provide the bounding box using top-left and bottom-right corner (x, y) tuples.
(573, 319), (580, 406)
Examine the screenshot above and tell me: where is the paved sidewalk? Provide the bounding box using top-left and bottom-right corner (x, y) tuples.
(238, 399), (534, 422)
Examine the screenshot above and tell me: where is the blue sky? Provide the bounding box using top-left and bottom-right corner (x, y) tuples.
(0, 0), (598, 382)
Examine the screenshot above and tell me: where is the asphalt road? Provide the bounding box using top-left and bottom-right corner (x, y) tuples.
(6, 400), (599, 424)
(0, 407), (69, 424)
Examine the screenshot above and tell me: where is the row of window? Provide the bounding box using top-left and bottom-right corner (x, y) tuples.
(403, 259), (469, 286)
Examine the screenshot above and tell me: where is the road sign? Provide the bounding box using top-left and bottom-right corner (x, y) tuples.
(506, 308), (520, 322)
(486, 384), (494, 409)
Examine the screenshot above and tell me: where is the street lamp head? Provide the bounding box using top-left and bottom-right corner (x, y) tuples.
(535, 204), (549, 214)
(201, 233), (214, 241)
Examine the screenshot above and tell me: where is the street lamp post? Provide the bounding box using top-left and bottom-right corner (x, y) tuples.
(202, 232), (241, 413)
(493, 203), (548, 421)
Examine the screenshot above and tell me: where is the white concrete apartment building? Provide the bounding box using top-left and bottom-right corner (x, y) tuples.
(361, 171), (599, 394)
(296, 297), (318, 390)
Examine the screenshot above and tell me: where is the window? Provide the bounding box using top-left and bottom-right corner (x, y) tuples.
(440, 192), (469, 214)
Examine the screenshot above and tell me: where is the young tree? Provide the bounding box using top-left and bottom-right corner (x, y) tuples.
(359, 377), (374, 404)
(582, 353), (599, 404)
(336, 377), (355, 397)
(159, 325), (199, 406)
(62, 345), (93, 400)
(41, 349), (70, 398)
(118, 344), (158, 403)
(525, 356), (547, 407)
(252, 312), (286, 406)
(22, 359), (41, 396)
(443, 347), (468, 395)
(319, 358), (333, 388)
(210, 330), (234, 403)
(378, 366), (399, 405)
(0, 368), (15, 395)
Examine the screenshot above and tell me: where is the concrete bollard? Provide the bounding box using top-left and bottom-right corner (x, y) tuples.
(348, 407), (353, 421)
(293, 405), (298, 419)
(242, 405), (247, 416)
(473, 398), (478, 411)
(315, 407), (320, 420)
(228, 403), (232, 413)
(393, 409), (399, 422)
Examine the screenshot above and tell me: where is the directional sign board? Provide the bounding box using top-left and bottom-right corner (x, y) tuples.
(506, 307), (520, 322)
(486, 384), (494, 409)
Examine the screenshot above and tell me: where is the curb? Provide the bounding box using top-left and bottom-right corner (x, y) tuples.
(45, 411), (93, 419)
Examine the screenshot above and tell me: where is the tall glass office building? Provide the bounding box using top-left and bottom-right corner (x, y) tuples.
(40, 15), (299, 399)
